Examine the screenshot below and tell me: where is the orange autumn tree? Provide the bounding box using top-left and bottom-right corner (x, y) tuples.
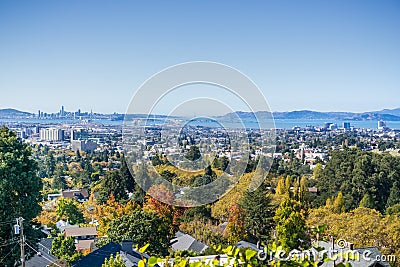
(143, 184), (186, 234)
(224, 202), (246, 244)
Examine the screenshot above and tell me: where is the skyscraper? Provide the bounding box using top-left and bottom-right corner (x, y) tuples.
(60, 105), (65, 117)
(343, 122), (351, 130)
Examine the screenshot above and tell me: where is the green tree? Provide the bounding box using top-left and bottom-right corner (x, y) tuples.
(212, 156), (229, 171)
(298, 176), (309, 205)
(316, 149), (400, 212)
(44, 153), (56, 177)
(133, 163), (149, 206)
(0, 126), (43, 266)
(120, 155), (136, 192)
(52, 165), (67, 189)
(98, 170), (128, 203)
(332, 192), (345, 214)
(386, 181), (400, 208)
(274, 197), (307, 251)
(239, 187), (275, 247)
(51, 235), (82, 262)
(56, 198), (85, 224)
(386, 203), (400, 215)
(313, 163), (323, 180)
(359, 192), (374, 209)
(275, 177), (286, 195)
(107, 209), (170, 256)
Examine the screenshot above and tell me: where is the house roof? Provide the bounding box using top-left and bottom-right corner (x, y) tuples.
(72, 241), (148, 267)
(25, 238), (57, 267)
(71, 242), (122, 267)
(171, 232), (208, 253)
(62, 189), (89, 199)
(77, 240), (95, 251)
(25, 253), (57, 267)
(38, 237), (54, 252)
(64, 226), (97, 237)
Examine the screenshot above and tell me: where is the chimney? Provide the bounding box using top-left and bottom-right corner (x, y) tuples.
(121, 240), (134, 254)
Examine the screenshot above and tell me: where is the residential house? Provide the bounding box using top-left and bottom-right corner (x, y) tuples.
(170, 231), (208, 254)
(62, 189), (89, 203)
(64, 226), (97, 252)
(72, 241), (150, 267)
(24, 238), (56, 267)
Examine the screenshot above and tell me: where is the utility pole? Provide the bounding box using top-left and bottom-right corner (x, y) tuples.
(18, 217), (25, 267)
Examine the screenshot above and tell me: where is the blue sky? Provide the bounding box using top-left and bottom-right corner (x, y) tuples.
(0, 0), (399, 115)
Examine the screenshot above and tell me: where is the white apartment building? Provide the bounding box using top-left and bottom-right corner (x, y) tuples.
(39, 128), (64, 141)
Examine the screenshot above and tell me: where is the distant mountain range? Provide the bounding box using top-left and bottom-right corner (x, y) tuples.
(1, 107), (400, 121)
(0, 108), (33, 118)
(219, 108), (400, 121)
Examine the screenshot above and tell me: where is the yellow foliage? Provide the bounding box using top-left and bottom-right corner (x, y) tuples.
(307, 206), (400, 265)
(94, 196), (139, 236)
(211, 172), (254, 221)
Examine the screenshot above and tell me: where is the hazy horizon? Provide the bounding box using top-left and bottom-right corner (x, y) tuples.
(1, 105), (400, 117)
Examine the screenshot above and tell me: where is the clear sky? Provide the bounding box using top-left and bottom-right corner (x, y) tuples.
(0, 0), (399, 115)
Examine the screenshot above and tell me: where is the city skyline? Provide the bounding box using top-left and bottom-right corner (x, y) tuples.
(1, 1), (399, 115)
(1, 104), (400, 116)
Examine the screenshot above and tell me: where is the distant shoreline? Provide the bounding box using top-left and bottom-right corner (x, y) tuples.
(1, 117), (400, 130)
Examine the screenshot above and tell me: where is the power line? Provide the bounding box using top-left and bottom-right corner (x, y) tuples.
(0, 237), (19, 247)
(24, 241), (62, 267)
(0, 242), (19, 264)
(0, 220), (15, 226)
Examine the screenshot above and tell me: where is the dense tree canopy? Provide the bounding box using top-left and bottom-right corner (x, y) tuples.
(51, 235), (82, 262)
(316, 149), (400, 212)
(56, 198), (85, 225)
(239, 187), (275, 247)
(274, 197), (307, 251)
(0, 126), (42, 266)
(307, 206), (400, 264)
(107, 209), (170, 256)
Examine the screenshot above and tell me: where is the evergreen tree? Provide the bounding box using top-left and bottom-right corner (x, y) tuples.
(274, 197), (307, 251)
(52, 165), (67, 189)
(134, 163), (150, 206)
(204, 165), (216, 179)
(298, 176), (308, 205)
(0, 126), (42, 266)
(239, 187), (275, 247)
(285, 175), (292, 197)
(120, 155), (135, 192)
(386, 181), (400, 208)
(359, 192), (375, 209)
(98, 170), (128, 203)
(333, 192), (345, 214)
(44, 153), (56, 177)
